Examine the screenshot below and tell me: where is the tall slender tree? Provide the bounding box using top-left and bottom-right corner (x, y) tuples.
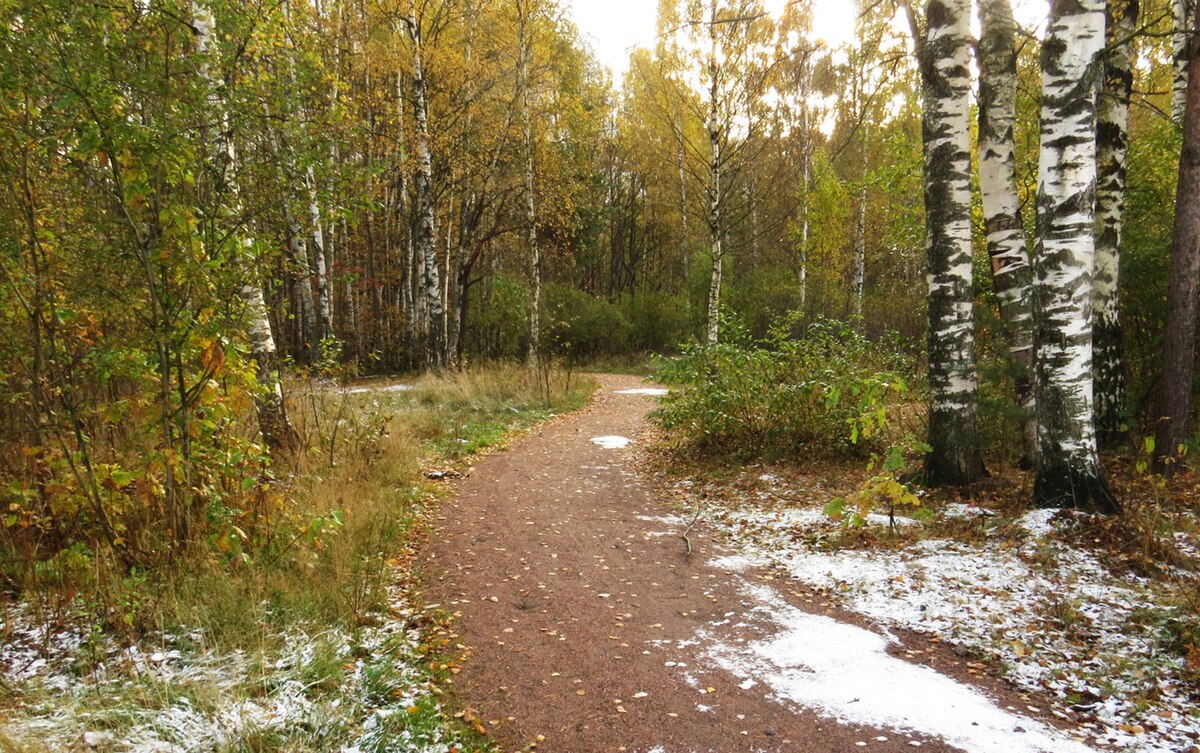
(705, 0), (725, 346)
(1032, 0), (1117, 512)
(978, 0), (1036, 461)
(1155, 0), (1200, 472)
(193, 0), (297, 453)
(1094, 0), (1138, 444)
(905, 0), (985, 485)
(518, 0), (542, 364)
(403, 4), (446, 369)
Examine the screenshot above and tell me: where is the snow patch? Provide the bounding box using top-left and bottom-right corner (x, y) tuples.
(1018, 508), (1059, 538)
(702, 583), (1098, 753)
(343, 382), (413, 394)
(591, 435), (632, 449)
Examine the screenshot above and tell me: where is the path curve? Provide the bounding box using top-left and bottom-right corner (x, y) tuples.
(421, 375), (958, 753)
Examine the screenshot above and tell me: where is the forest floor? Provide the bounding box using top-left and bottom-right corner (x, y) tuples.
(420, 375), (1190, 753)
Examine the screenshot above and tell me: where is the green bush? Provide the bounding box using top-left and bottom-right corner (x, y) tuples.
(619, 290), (690, 354)
(653, 315), (913, 458)
(543, 284), (632, 360)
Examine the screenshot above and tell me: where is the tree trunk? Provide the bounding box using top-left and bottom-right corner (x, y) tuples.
(193, 1), (296, 453)
(912, 0), (985, 485)
(1176, 0), (1194, 122)
(978, 0), (1036, 461)
(1155, 1), (1200, 472)
(519, 0), (542, 364)
(307, 166), (333, 347)
(798, 84), (810, 311)
(1094, 0), (1137, 445)
(1032, 0), (1117, 512)
(853, 126), (867, 325)
(677, 113), (689, 280)
(705, 0), (723, 346)
(405, 9), (445, 369)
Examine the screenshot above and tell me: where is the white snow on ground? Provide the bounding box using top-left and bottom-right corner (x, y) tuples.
(695, 500), (1200, 753)
(592, 435), (632, 449)
(343, 382), (413, 394)
(702, 581), (1099, 753)
(0, 573), (455, 753)
(615, 388), (670, 396)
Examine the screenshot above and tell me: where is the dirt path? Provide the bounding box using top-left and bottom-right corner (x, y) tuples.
(421, 375), (959, 753)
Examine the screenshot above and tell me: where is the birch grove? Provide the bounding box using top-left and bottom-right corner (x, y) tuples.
(8, 0), (1200, 558)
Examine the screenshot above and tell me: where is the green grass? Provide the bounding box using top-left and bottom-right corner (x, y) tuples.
(0, 364), (590, 753)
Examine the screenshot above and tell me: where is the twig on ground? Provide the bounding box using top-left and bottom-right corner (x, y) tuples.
(682, 490), (707, 556)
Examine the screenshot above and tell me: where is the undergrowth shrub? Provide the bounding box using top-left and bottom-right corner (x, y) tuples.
(1, 365), (591, 647)
(654, 315), (917, 459)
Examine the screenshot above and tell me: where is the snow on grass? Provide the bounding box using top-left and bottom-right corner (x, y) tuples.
(699, 500), (1200, 753)
(0, 580), (460, 753)
(702, 581), (1099, 753)
(591, 435), (632, 449)
(614, 388), (670, 396)
(343, 382), (414, 394)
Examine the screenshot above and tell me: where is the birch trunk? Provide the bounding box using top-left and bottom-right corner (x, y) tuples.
(798, 84), (810, 311)
(853, 128), (867, 324)
(1155, 0), (1200, 472)
(193, 1), (296, 453)
(705, 0), (723, 346)
(1176, 0), (1193, 122)
(519, 1), (542, 364)
(978, 0), (1036, 460)
(307, 166), (333, 346)
(1032, 0), (1117, 511)
(1094, 0), (1137, 444)
(405, 9), (445, 369)
(394, 72), (420, 356)
(914, 0), (985, 485)
(677, 116), (689, 279)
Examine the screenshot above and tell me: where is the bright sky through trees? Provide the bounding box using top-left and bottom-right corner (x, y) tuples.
(567, 0), (858, 80)
(567, 0), (1050, 82)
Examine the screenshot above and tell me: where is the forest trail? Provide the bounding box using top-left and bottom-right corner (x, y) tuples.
(420, 375), (961, 753)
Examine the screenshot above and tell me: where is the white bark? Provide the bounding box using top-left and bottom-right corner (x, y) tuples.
(404, 8), (445, 368)
(853, 126), (867, 323)
(705, 0), (723, 346)
(1175, 0), (1193, 122)
(193, 1), (294, 451)
(1094, 0), (1136, 441)
(519, 0), (541, 364)
(911, 0), (984, 484)
(307, 166), (332, 345)
(1032, 0), (1116, 511)
(978, 0), (1036, 457)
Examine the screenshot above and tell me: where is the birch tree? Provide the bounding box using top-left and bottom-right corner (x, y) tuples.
(1155, 0), (1200, 472)
(193, 1), (298, 453)
(906, 0), (985, 485)
(705, 0), (725, 346)
(1032, 0), (1118, 512)
(403, 5), (446, 369)
(1094, 0), (1138, 444)
(518, 0), (542, 364)
(977, 0), (1036, 460)
(1175, 0), (1194, 121)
